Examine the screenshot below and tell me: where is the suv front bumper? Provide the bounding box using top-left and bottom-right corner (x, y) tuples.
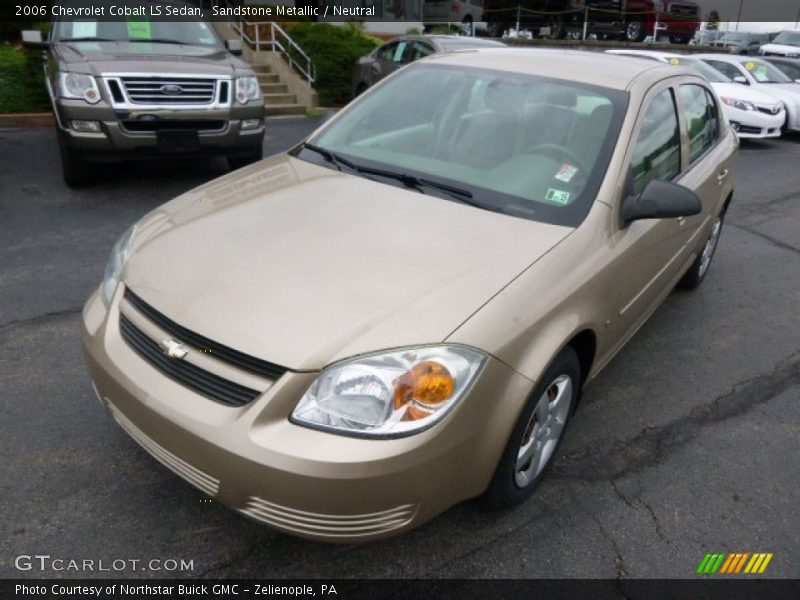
(55, 99), (265, 161)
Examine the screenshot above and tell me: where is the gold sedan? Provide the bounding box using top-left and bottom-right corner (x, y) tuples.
(82, 49), (737, 542)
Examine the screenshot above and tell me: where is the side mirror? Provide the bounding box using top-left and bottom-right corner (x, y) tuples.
(225, 39), (243, 56)
(733, 75), (748, 84)
(621, 180), (702, 227)
(22, 30), (48, 49)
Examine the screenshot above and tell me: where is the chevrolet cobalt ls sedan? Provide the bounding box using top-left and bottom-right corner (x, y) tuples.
(82, 49), (736, 542)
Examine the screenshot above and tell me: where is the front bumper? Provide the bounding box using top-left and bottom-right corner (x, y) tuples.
(725, 106), (785, 139)
(55, 99), (265, 161)
(81, 287), (534, 542)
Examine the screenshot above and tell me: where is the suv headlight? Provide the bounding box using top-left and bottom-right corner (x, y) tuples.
(291, 346), (487, 438)
(58, 72), (101, 104)
(101, 225), (136, 307)
(721, 97), (756, 111)
(235, 76), (262, 104)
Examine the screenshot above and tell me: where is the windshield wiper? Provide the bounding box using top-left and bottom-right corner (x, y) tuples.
(60, 37), (115, 42)
(301, 143), (502, 213)
(137, 38), (188, 45)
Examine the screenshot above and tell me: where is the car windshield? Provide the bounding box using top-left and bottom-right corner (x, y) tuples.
(739, 59), (792, 83)
(301, 64), (627, 227)
(55, 20), (220, 46)
(667, 57), (730, 82)
(772, 31), (800, 47)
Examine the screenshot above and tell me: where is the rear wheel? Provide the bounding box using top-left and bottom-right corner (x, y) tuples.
(546, 17), (567, 40)
(670, 35), (691, 44)
(227, 147), (263, 171)
(57, 130), (94, 187)
(484, 347), (580, 508)
(679, 211), (725, 289)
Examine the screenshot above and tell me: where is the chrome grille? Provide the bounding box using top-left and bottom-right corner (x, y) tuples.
(120, 77), (216, 104)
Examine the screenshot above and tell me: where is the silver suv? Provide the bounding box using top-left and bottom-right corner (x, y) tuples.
(23, 12), (265, 186)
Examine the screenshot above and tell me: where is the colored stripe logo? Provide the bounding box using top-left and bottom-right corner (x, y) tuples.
(696, 552), (773, 574)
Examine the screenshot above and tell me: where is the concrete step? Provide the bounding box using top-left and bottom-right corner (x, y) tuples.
(257, 73), (280, 84)
(260, 82), (289, 94)
(264, 92), (297, 105)
(265, 103), (307, 116)
(252, 65), (272, 74)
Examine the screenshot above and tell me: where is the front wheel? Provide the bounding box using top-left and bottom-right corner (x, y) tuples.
(625, 19), (646, 42)
(679, 212), (725, 289)
(57, 130), (94, 187)
(484, 347), (580, 508)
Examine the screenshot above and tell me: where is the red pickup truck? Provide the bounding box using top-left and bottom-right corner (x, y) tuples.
(484, 0), (700, 44)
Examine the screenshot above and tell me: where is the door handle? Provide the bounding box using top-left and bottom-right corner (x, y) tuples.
(717, 169), (729, 182)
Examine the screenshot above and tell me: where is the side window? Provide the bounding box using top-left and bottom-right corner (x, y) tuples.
(377, 42), (398, 61)
(630, 89), (681, 196)
(705, 60), (745, 83)
(409, 41), (435, 62)
(679, 85), (717, 163)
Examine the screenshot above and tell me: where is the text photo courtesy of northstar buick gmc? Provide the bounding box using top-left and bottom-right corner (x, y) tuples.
(82, 49), (736, 542)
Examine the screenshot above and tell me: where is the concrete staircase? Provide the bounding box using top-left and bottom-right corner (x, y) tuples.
(253, 64), (308, 117)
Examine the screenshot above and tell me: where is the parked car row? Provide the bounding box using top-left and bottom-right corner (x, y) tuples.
(608, 50), (800, 139)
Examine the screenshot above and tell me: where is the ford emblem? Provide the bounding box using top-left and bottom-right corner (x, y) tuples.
(160, 84), (183, 95)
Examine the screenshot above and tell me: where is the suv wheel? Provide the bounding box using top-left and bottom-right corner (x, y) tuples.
(227, 147), (263, 171)
(625, 20), (646, 42)
(57, 130), (94, 187)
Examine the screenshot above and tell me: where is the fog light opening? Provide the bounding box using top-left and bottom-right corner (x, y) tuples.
(71, 120), (102, 133)
(730, 121), (740, 132)
(241, 118), (262, 131)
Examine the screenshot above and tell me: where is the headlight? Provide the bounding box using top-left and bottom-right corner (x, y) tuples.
(235, 76), (262, 104)
(291, 346), (487, 438)
(58, 72), (101, 104)
(101, 225), (136, 307)
(721, 97), (756, 111)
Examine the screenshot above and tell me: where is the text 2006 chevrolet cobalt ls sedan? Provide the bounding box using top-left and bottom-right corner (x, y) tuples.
(82, 49), (736, 542)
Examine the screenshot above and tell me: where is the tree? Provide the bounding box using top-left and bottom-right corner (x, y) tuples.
(706, 10), (721, 30)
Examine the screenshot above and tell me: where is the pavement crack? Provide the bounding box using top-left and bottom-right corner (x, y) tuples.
(609, 480), (670, 545)
(727, 222), (800, 254)
(0, 306), (82, 333)
(197, 537), (261, 578)
(553, 353), (800, 482)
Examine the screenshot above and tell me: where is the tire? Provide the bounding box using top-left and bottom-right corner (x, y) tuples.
(487, 21), (507, 38)
(57, 130), (94, 187)
(670, 35), (691, 45)
(462, 16), (473, 36)
(354, 82), (368, 98)
(625, 19), (646, 42)
(484, 347), (580, 509)
(679, 211), (725, 290)
(227, 147), (263, 171)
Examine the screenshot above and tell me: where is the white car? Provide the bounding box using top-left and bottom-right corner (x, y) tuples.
(696, 54), (800, 133)
(760, 30), (800, 58)
(608, 50), (785, 139)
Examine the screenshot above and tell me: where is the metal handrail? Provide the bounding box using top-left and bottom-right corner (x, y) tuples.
(230, 19), (316, 85)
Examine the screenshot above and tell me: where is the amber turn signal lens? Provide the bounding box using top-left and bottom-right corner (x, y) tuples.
(393, 360), (456, 415)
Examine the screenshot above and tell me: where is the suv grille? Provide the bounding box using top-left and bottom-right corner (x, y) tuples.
(120, 77), (217, 104)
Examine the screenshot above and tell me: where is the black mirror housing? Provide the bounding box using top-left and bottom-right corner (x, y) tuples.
(621, 180), (702, 227)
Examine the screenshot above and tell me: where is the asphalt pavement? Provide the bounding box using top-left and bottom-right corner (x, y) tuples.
(1, 119), (798, 581)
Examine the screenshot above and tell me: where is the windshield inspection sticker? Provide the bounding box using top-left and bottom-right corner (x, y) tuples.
(555, 164), (578, 183)
(745, 61), (756, 70)
(670, 57), (681, 65)
(126, 21), (152, 40)
(545, 188), (571, 205)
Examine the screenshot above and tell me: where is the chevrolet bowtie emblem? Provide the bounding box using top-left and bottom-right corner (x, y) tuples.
(160, 338), (189, 360)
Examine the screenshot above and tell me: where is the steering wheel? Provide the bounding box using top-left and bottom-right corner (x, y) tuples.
(526, 143), (589, 181)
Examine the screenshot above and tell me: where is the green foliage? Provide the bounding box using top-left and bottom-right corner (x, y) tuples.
(284, 22), (380, 106)
(405, 27), (423, 35)
(0, 43), (50, 113)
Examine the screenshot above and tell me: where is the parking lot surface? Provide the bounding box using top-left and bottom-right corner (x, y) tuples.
(1, 118), (798, 580)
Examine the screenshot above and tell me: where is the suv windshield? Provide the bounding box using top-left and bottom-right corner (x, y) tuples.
(772, 31), (800, 47)
(739, 59), (792, 83)
(54, 20), (220, 46)
(300, 64), (627, 227)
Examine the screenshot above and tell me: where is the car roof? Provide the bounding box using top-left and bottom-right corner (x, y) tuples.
(391, 35), (505, 46)
(426, 48), (691, 90)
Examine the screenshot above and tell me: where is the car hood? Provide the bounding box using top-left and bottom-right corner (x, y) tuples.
(760, 43), (800, 56)
(123, 155), (572, 371)
(711, 82), (782, 106)
(55, 41), (248, 76)
(751, 82), (800, 105)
